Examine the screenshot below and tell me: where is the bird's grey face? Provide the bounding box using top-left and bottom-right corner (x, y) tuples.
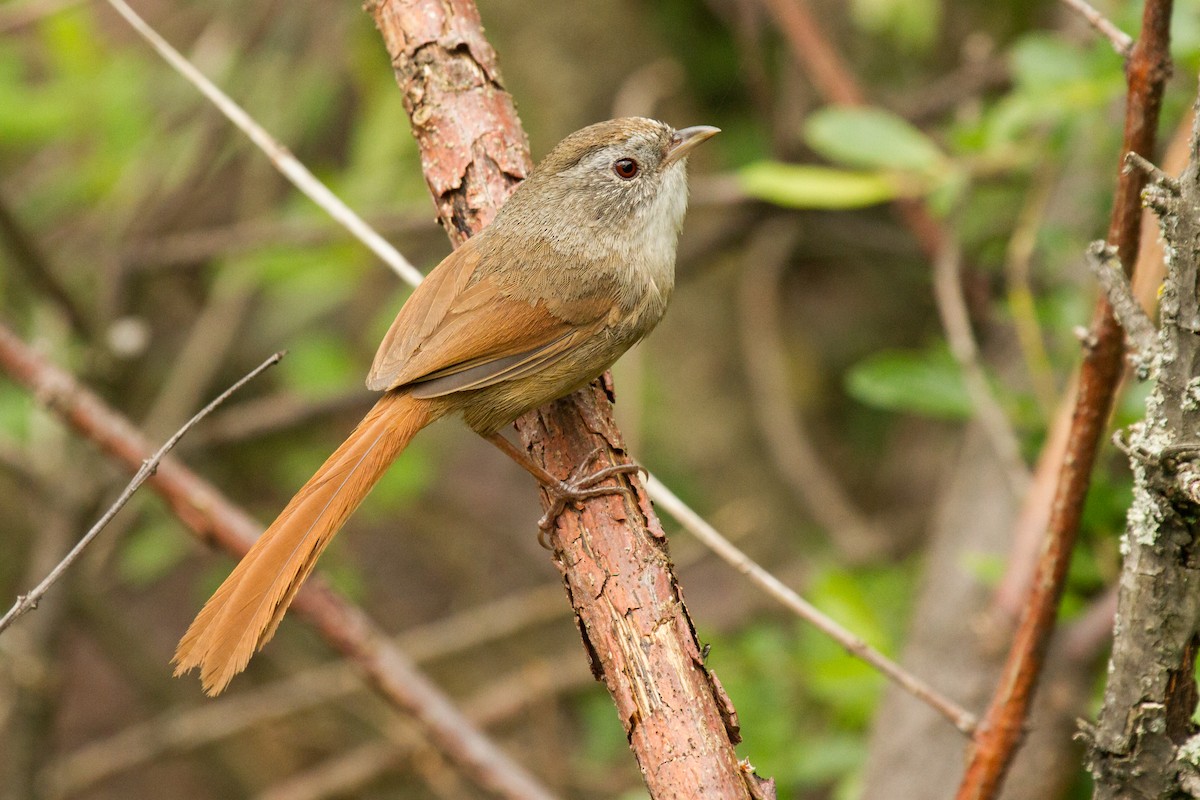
(552, 119), (718, 233)
(492, 118), (718, 262)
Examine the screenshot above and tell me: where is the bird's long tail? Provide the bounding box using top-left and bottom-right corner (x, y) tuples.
(174, 391), (432, 695)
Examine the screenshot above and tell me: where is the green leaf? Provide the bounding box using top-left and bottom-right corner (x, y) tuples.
(804, 106), (946, 172)
(739, 162), (905, 209)
(845, 348), (971, 419)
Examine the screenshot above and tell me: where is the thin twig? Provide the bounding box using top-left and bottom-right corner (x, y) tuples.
(101, 0), (424, 287)
(645, 474), (979, 735)
(0, 351), (283, 636)
(1059, 0), (1135, 57)
(932, 237), (1031, 499)
(955, 1), (1175, 796)
(1086, 241), (1158, 361)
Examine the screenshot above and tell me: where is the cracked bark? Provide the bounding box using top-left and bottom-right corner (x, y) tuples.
(1087, 94), (1200, 799)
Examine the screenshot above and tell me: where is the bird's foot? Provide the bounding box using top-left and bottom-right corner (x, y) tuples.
(537, 449), (645, 544)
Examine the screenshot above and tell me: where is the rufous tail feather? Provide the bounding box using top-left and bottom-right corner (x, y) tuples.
(173, 392), (432, 694)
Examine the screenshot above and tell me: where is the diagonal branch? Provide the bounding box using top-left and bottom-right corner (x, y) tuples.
(101, 0), (423, 286)
(0, 320), (558, 800)
(1060, 0), (1135, 56)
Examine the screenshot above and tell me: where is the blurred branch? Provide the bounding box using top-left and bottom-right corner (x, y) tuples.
(1060, 0), (1134, 56)
(141, 269), (257, 438)
(932, 236), (1031, 499)
(0, 320), (558, 800)
(1003, 161), (1060, 419)
(0, 191), (93, 338)
(756, 0), (864, 105)
(737, 219), (889, 560)
(101, 0), (424, 286)
(955, 1), (1174, 797)
(0, 0), (82, 34)
(46, 582), (568, 797)
(182, 390), (372, 450)
(0, 350), (283, 636)
(255, 652), (591, 800)
(755, 0), (945, 264)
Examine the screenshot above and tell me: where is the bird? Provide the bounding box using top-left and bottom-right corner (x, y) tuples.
(174, 117), (719, 695)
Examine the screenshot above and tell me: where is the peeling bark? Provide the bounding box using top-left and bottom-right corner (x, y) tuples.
(1088, 97), (1200, 799)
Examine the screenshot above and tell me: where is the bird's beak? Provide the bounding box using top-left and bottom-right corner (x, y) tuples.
(664, 125), (720, 167)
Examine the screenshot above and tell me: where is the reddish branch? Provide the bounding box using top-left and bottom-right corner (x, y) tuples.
(954, 2), (1174, 798)
(0, 323), (556, 800)
(364, 1), (771, 797)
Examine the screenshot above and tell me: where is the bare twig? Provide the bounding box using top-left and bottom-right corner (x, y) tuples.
(1059, 0), (1135, 57)
(956, 1), (1175, 796)
(932, 237), (1031, 499)
(646, 474), (979, 735)
(101, 0), (424, 286)
(1086, 241), (1158, 361)
(0, 351), (283, 636)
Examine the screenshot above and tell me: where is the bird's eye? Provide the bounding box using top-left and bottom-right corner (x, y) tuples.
(613, 158), (639, 180)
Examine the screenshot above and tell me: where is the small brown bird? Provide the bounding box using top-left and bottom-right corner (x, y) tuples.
(174, 117), (718, 694)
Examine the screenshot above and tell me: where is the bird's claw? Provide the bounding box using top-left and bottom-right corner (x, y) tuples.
(536, 452), (643, 546)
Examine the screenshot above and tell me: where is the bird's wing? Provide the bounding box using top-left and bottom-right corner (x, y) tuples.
(366, 237), (611, 396)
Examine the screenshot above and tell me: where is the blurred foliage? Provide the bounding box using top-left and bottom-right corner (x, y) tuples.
(3, 0), (1200, 798)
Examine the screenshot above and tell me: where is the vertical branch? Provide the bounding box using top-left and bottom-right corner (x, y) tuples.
(364, 2), (771, 797)
(1087, 92), (1200, 799)
(954, 2), (1174, 797)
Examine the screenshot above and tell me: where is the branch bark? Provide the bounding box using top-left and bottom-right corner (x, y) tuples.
(955, 2), (1174, 797)
(1087, 89), (1200, 800)
(364, 1), (770, 797)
